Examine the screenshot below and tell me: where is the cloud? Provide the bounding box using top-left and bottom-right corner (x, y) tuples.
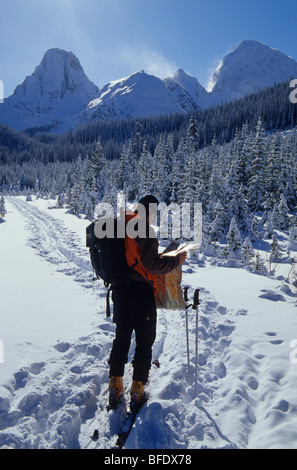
(116, 45), (177, 79)
(206, 59), (223, 92)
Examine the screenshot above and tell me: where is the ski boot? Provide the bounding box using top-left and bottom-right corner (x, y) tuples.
(108, 376), (124, 409)
(130, 380), (147, 413)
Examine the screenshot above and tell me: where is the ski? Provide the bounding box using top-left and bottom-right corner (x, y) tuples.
(86, 395), (127, 448)
(113, 409), (139, 449)
(112, 395), (148, 449)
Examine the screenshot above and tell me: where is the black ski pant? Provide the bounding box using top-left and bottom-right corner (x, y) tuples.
(108, 279), (157, 384)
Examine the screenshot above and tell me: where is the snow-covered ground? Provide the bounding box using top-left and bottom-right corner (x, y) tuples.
(1, 196), (297, 449)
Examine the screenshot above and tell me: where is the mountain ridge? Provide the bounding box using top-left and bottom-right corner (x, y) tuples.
(1, 40), (297, 134)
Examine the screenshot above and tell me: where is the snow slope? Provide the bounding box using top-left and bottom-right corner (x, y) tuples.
(1, 197), (297, 449)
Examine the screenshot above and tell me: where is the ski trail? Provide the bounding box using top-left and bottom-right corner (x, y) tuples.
(126, 286), (240, 449)
(0, 197), (259, 449)
(8, 197), (93, 289)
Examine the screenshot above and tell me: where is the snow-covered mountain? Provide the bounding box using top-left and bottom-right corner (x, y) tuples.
(77, 70), (183, 124)
(163, 69), (210, 112)
(1, 41), (297, 133)
(0, 48), (99, 133)
(209, 40), (297, 103)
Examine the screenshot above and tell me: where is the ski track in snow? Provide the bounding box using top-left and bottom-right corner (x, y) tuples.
(1, 197), (297, 449)
(8, 198), (93, 290)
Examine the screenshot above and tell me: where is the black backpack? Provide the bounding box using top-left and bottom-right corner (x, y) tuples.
(86, 217), (130, 316)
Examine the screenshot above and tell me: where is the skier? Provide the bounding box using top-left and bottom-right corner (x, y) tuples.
(108, 194), (187, 411)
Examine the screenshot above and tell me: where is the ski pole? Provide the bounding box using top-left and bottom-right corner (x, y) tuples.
(193, 288), (200, 398)
(183, 286), (191, 385)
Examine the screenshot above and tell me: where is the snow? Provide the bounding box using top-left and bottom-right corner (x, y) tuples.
(210, 40), (297, 104)
(81, 70), (183, 123)
(1, 196), (297, 449)
(1, 40), (297, 134)
(0, 49), (99, 133)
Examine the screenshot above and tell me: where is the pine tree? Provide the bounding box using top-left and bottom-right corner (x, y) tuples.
(152, 136), (171, 202)
(247, 117), (267, 212)
(69, 183), (82, 215)
(288, 226), (297, 251)
(277, 194), (290, 230)
(187, 116), (199, 152)
(56, 193), (65, 208)
(242, 236), (254, 264)
(118, 140), (135, 200)
(209, 200), (226, 241)
(179, 151), (198, 204)
(270, 194), (290, 231)
(265, 133), (282, 209)
(0, 195), (6, 220)
(250, 215), (260, 242)
(270, 233), (283, 262)
(226, 217), (242, 259)
(170, 138), (185, 203)
(88, 141), (106, 200)
(133, 122), (143, 159)
(136, 141), (154, 197)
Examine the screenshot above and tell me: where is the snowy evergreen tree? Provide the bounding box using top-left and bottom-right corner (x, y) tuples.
(226, 217), (242, 259)
(186, 116), (199, 152)
(170, 138), (184, 203)
(118, 140), (135, 200)
(242, 236), (255, 264)
(270, 234), (283, 262)
(264, 220), (274, 239)
(152, 136), (171, 202)
(288, 226), (297, 251)
(277, 194), (290, 230)
(247, 118), (267, 212)
(270, 194), (290, 231)
(250, 215), (260, 242)
(179, 151), (197, 204)
(56, 193), (65, 208)
(69, 184), (81, 215)
(0, 195), (6, 220)
(265, 133), (282, 209)
(209, 200), (226, 241)
(136, 141), (154, 197)
(88, 141), (106, 200)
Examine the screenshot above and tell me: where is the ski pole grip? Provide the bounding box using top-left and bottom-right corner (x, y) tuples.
(183, 286), (189, 302)
(193, 288), (200, 308)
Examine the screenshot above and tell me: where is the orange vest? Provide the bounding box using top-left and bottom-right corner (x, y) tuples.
(125, 212), (156, 283)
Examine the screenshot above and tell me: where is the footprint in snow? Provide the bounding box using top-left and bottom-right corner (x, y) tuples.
(259, 290), (286, 302)
(273, 399), (289, 413)
(54, 341), (71, 353)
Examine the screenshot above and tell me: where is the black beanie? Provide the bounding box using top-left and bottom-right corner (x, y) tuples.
(138, 194), (159, 207)
(137, 194), (159, 218)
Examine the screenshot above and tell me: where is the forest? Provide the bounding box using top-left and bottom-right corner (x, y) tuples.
(1, 78), (297, 265)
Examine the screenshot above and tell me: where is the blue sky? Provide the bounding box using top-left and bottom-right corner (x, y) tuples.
(1, 0), (297, 97)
